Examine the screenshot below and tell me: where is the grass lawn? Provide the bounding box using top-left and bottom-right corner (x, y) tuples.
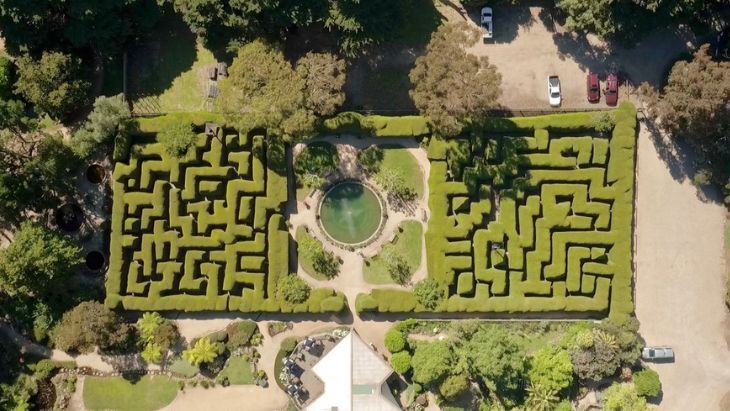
(168, 357), (199, 378)
(377, 145), (424, 198)
(83, 376), (178, 411)
(217, 357), (255, 385)
(296, 226), (330, 281)
(363, 220), (423, 284)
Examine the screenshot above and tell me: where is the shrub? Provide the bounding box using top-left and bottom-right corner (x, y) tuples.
(439, 374), (469, 400)
(411, 340), (454, 384)
(413, 278), (444, 310)
(226, 320), (258, 349)
(528, 347), (574, 394)
(633, 369), (661, 397)
(384, 329), (407, 353)
(52, 302), (131, 354)
(277, 275), (311, 304)
(357, 145), (384, 174)
(390, 351), (412, 374)
(603, 383), (647, 411)
(592, 112), (616, 134)
(294, 142), (339, 177)
(183, 337), (222, 366)
(157, 122), (198, 156)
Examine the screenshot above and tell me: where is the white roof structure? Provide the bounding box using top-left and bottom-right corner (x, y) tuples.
(306, 331), (400, 411)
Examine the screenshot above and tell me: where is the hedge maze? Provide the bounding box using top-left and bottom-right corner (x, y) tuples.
(106, 120), (343, 312)
(358, 103), (637, 318)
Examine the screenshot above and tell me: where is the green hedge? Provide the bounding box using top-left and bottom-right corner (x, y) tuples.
(359, 104), (638, 318)
(320, 112), (430, 137)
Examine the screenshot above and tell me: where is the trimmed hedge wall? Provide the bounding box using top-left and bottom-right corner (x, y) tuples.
(357, 103), (637, 318)
(107, 117), (345, 313)
(320, 112), (430, 137)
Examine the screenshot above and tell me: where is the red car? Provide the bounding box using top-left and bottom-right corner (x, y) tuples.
(605, 73), (618, 106)
(586, 72), (600, 103)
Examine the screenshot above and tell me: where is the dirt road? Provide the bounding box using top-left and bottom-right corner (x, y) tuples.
(634, 121), (730, 411)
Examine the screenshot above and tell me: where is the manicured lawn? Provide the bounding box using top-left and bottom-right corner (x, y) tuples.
(83, 376), (178, 411)
(168, 357), (199, 378)
(377, 145), (424, 198)
(296, 226), (330, 281)
(217, 356), (255, 385)
(363, 220), (423, 284)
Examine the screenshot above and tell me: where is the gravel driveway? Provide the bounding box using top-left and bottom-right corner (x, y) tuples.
(634, 121), (730, 411)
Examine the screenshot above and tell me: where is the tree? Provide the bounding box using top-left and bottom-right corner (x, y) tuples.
(409, 22), (501, 136)
(413, 278), (444, 310)
(183, 337), (221, 366)
(603, 383), (648, 411)
(296, 52), (346, 117)
(52, 302), (131, 354)
(141, 342), (163, 364)
(0, 0), (159, 55)
(384, 329), (407, 353)
(528, 347), (574, 394)
(294, 142), (339, 177)
(218, 41), (313, 141)
(375, 168), (415, 202)
(0, 222), (82, 296)
(382, 250), (412, 285)
(461, 326), (526, 395)
(390, 351), (412, 374)
(277, 275), (311, 304)
(525, 383), (560, 411)
(439, 374), (469, 400)
(411, 340), (454, 384)
(14, 52), (90, 120)
(72, 94), (130, 158)
(0, 56), (13, 99)
(357, 145), (383, 174)
(556, 0), (615, 38)
(158, 122), (198, 157)
(633, 369), (661, 398)
(299, 232), (340, 278)
(569, 328), (622, 382)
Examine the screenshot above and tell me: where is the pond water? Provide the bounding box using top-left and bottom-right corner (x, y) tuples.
(319, 182), (382, 245)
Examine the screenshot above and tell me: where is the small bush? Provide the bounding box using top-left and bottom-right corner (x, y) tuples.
(226, 320), (258, 349)
(633, 368), (661, 397)
(384, 329), (407, 353)
(277, 275), (311, 304)
(390, 351), (412, 374)
(592, 112), (616, 134)
(413, 278), (444, 310)
(158, 122), (197, 156)
(439, 374), (469, 400)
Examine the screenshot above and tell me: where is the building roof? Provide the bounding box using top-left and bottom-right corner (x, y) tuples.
(306, 331), (399, 411)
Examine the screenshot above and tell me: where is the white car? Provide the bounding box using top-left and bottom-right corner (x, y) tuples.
(642, 346), (674, 361)
(481, 7), (493, 40)
(547, 75), (561, 107)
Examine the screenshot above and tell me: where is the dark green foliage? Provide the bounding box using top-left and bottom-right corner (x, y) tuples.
(390, 351), (412, 374)
(277, 275), (311, 304)
(384, 329), (407, 353)
(298, 227), (341, 279)
(413, 278), (444, 310)
(357, 145), (384, 174)
(52, 301), (132, 354)
(72, 94), (131, 158)
(0, 222), (82, 297)
(633, 369), (661, 398)
(460, 326), (526, 395)
(14, 52), (90, 120)
(294, 142), (339, 176)
(411, 340), (454, 384)
(383, 251), (412, 285)
(0, 0), (160, 56)
(0, 56), (14, 99)
(226, 320), (258, 349)
(439, 374), (469, 400)
(157, 122), (197, 156)
(596, 316), (643, 366)
(568, 330), (621, 382)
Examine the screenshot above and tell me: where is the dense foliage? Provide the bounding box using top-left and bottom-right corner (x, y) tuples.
(413, 278), (443, 309)
(409, 22), (501, 136)
(277, 275), (312, 304)
(52, 302), (131, 354)
(72, 94), (131, 158)
(390, 351), (412, 374)
(460, 326), (526, 396)
(633, 368), (661, 398)
(183, 337), (222, 366)
(0, 222), (82, 296)
(14, 52), (90, 120)
(603, 382), (648, 411)
(384, 329), (407, 353)
(158, 121), (198, 156)
(357, 145), (384, 174)
(411, 340), (454, 384)
(528, 347), (574, 395)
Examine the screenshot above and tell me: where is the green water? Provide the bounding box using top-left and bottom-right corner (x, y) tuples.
(320, 182), (382, 244)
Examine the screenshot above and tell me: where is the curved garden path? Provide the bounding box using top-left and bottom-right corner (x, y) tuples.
(289, 135), (432, 310)
(634, 120), (730, 411)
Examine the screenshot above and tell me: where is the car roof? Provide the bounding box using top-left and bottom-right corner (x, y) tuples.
(549, 76), (559, 86)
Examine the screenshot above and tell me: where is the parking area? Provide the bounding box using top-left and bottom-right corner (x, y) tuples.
(463, 5), (699, 109)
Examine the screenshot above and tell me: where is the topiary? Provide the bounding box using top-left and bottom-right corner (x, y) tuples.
(384, 329), (407, 353)
(390, 351), (412, 374)
(633, 368), (661, 397)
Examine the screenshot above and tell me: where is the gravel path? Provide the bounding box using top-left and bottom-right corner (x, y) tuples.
(634, 120), (730, 411)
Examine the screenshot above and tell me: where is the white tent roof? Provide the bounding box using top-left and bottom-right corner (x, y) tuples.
(306, 331), (399, 411)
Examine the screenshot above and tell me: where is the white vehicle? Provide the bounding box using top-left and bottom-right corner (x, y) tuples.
(642, 346), (674, 361)
(481, 7), (493, 40)
(547, 75), (561, 107)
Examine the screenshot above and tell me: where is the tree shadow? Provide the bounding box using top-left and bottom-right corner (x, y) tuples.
(464, 2), (536, 45)
(126, 10), (197, 98)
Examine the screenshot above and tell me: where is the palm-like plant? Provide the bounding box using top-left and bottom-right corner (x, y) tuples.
(183, 337), (220, 366)
(525, 383), (559, 411)
(137, 312), (164, 342)
(141, 342), (163, 364)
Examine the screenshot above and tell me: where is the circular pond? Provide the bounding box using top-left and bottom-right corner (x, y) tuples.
(85, 251), (105, 271)
(319, 182), (382, 245)
(54, 204), (84, 232)
(86, 164), (106, 184)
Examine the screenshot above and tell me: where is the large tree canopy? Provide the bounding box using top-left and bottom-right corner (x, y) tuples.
(0, 222), (82, 297)
(460, 326), (526, 395)
(0, 0), (160, 55)
(409, 22), (502, 137)
(52, 301), (131, 354)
